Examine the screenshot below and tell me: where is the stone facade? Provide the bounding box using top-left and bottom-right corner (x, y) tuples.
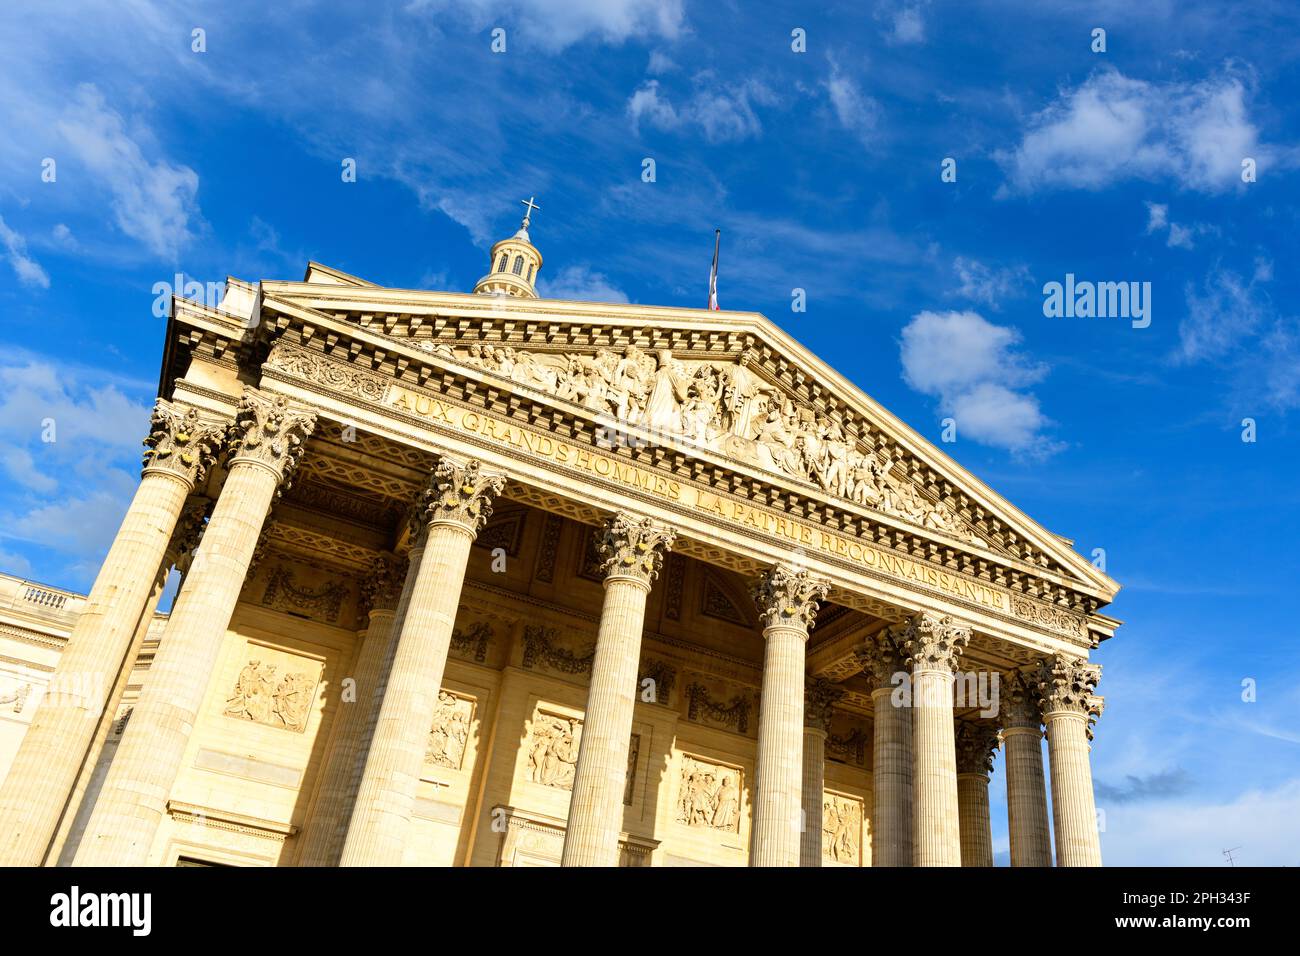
(0, 217), (1120, 867)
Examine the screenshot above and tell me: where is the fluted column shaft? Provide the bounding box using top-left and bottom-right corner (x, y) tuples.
(0, 403), (220, 867)
(1040, 654), (1103, 867)
(296, 597), (401, 865)
(748, 564), (828, 868)
(340, 457), (504, 867)
(957, 773), (993, 867)
(1003, 724), (1052, 866)
(871, 686), (912, 866)
(751, 624), (806, 866)
(75, 466), (283, 865)
(1045, 710), (1102, 866)
(73, 391), (313, 867)
(904, 613), (970, 867)
(799, 726), (827, 867)
(563, 514), (674, 867)
(912, 669), (960, 865)
(562, 578), (648, 866)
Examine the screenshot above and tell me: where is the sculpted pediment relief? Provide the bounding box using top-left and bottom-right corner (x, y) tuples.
(411, 338), (987, 548)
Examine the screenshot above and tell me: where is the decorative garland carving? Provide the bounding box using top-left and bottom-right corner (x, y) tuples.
(685, 681), (751, 734)
(520, 625), (594, 675)
(267, 341), (389, 402)
(261, 566), (347, 623)
(450, 621), (493, 663)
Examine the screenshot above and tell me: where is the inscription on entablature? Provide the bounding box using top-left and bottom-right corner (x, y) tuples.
(675, 754), (743, 833)
(379, 390), (1091, 642)
(426, 691), (474, 771)
(822, 792), (863, 865)
(223, 649), (322, 733)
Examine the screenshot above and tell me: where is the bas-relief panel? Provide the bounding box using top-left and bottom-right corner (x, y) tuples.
(525, 710), (582, 791)
(222, 645), (323, 734)
(822, 792), (864, 866)
(675, 754), (743, 834)
(425, 691), (475, 772)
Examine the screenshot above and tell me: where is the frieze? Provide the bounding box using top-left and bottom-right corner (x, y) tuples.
(449, 621), (493, 663)
(267, 341), (389, 402)
(224, 656), (320, 733)
(822, 792), (863, 865)
(524, 711), (581, 791)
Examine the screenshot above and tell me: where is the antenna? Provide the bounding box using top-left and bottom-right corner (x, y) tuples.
(1222, 846), (1242, 867)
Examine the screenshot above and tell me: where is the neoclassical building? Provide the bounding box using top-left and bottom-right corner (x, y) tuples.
(0, 207), (1118, 867)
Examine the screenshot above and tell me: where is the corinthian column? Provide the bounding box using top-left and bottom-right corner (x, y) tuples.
(340, 457), (505, 867)
(74, 390), (315, 867)
(1001, 668), (1053, 866)
(562, 514), (675, 868)
(295, 554), (406, 866)
(1040, 655), (1104, 867)
(955, 720), (999, 867)
(800, 677), (842, 867)
(748, 564), (829, 867)
(854, 626), (912, 867)
(0, 401), (223, 867)
(902, 612), (971, 867)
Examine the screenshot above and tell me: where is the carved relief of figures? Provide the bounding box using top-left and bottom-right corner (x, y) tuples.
(526, 713), (581, 791)
(822, 793), (862, 865)
(675, 755), (742, 833)
(445, 342), (978, 540)
(426, 691), (473, 770)
(224, 659), (317, 732)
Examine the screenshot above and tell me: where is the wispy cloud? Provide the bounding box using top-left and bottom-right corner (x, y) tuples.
(0, 214), (49, 288)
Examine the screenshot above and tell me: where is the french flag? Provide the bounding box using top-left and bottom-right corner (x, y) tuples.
(707, 229), (721, 310)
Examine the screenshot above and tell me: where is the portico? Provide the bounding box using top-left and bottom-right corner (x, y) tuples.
(0, 215), (1119, 868)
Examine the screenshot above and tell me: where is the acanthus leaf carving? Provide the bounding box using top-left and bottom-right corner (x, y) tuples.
(142, 399), (225, 486)
(901, 612), (971, 673)
(1037, 654), (1102, 723)
(422, 456), (506, 534)
(751, 563), (830, 631)
(955, 719), (1001, 776)
(228, 389), (317, 484)
(596, 512), (677, 586)
(804, 677), (844, 732)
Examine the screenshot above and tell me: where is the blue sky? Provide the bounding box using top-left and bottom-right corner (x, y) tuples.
(0, 0), (1297, 865)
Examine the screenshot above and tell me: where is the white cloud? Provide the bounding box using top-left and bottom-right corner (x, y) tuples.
(628, 76), (776, 143)
(952, 257), (1029, 309)
(824, 60), (881, 147)
(410, 0), (684, 52)
(1166, 222), (1195, 249)
(0, 214), (50, 288)
(54, 84), (201, 259)
(538, 264), (628, 303)
(1101, 777), (1300, 866)
(877, 1), (929, 45)
(1000, 68), (1266, 194)
(899, 310), (1061, 456)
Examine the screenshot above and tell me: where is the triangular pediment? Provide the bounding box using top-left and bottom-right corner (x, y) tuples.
(245, 267), (1118, 606)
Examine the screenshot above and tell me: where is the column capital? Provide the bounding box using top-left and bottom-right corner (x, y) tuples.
(1037, 655), (1103, 725)
(955, 719), (1000, 777)
(141, 399), (226, 488)
(804, 677), (843, 733)
(853, 624), (908, 690)
(751, 563), (829, 633)
(902, 612), (971, 674)
(359, 553), (406, 617)
(227, 389), (317, 484)
(420, 456), (506, 536)
(596, 512), (677, 588)
(1001, 667), (1044, 732)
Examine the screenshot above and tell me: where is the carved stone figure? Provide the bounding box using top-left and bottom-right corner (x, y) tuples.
(426, 691), (472, 770)
(526, 713), (581, 790)
(224, 659), (317, 732)
(426, 343), (980, 539)
(821, 794), (862, 864)
(675, 755), (742, 833)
